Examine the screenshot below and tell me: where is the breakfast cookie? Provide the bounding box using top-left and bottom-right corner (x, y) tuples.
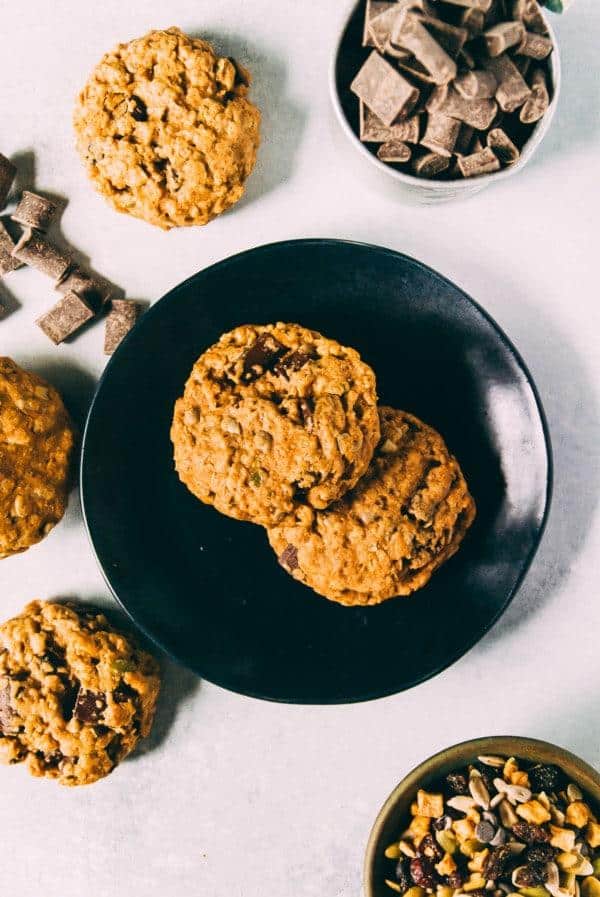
(73, 27), (261, 229)
(267, 407), (476, 605)
(0, 601), (160, 786)
(0, 358), (75, 559)
(171, 323), (380, 526)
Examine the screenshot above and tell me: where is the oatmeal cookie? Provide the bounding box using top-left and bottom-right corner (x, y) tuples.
(0, 358), (75, 559)
(171, 323), (380, 526)
(0, 601), (160, 786)
(267, 407), (476, 605)
(73, 27), (261, 229)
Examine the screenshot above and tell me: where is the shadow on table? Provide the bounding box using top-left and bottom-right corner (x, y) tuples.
(192, 29), (307, 209)
(470, 269), (600, 649)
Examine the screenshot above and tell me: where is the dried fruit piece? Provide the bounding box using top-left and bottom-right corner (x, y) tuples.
(410, 856), (437, 889)
(446, 771), (470, 795)
(485, 845), (512, 880)
(513, 822), (550, 844)
(529, 765), (563, 795)
(419, 834), (444, 861)
(396, 857), (413, 890)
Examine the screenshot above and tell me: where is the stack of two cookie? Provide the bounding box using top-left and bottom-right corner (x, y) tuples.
(171, 323), (475, 606)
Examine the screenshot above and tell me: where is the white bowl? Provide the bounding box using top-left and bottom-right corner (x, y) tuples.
(329, 0), (562, 203)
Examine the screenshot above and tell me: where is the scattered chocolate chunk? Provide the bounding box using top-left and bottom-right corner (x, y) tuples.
(0, 153), (16, 210)
(242, 332), (287, 379)
(11, 190), (57, 231)
(36, 291), (94, 344)
(113, 681), (138, 704)
(351, 51), (419, 126)
(11, 228), (71, 281)
(104, 299), (140, 354)
(0, 219), (22, 275)
(56, 266), (112, 311)
(73, 688), (107, 724)
(279, 544), (299, 571)
(363, 0), (396, 48)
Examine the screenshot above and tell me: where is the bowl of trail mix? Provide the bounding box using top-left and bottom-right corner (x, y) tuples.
(365, 738), (600, 897)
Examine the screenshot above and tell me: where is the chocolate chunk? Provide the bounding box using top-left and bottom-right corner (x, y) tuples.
(130, 95), (148, 121)
(242, 332), (287, 380)
(518, 30), (553, 59)
(279, 544), (299, 571)
(104, 299), (140, 354)
(412, 151), (450, 177)
(487, 127), (520, 163)
(360, 104), (421, 143)
(377, 139), (412, 162)
(512, 0), (548, 35)
(36, 291), (94, 344)
(391, 11), (457, 85)
(484, 20), (526, 56)
(351, 51), (420, 126)
(11, 228), (71, 281)
(0, 219), (22, 275)
(454, 69), (498, 99)
(461, 7), (486, 35)
(0, 153), (17, 210)
(427, 85), (498, 129)
(421, 113), (461, 156)
(0, 679), (14, 733)
(74, 688), (107, 724)
(11, 191), (57, 231)
(113, 680), (138, 704)
(485, 54), (531, 112)
(415, 15), (468, 59)
(520, 67), (549, 123)
(273, 350), (314, 377)
(457, 146), (500, 177)
(56, 266), (112, 311)
(363, 0), (396, 47)
(442, 0), (492, 8)
(476, 820), (496, 842)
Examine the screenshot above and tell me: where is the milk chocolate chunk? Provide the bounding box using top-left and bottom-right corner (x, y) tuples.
(279, 544), (299, 571)
(74, 689), (107, 725)
(460, 7), (486, 35)
(360, 104), (421, 143)
(484, 20), (526, 56)
(377, 139), (412, 162)
(517, 30), (553, 59)
(421, 113), (461, 156)
(454, 69), (498, 99)
(56, 266), (112, 311)
(11, 191), (57, 231)
(414, 15), (469, 58)
(363, 0), (396, 47)
(412, 151), (450, 177)
(439, 0), (492, 8)
(455, 123), (476, 154)
(512, 0), (548, 35)
(520, 67), (549, 123)
(427, 84), (498, 129)
(36, 291), (94, 344)
(11, 229), (71, 281)
(0, 154), (16, 210)
(0, 220), (22, 275)
(457, 146), (500, 177)
(369, 5), (402, 52)
(487, 127), (520, 162)
(485, 54), (531, 112)
(391, 11), (457, 84)
(351, 51), (419, 125)
(104, 299), (140, 355)
(514, 55), (532, 76)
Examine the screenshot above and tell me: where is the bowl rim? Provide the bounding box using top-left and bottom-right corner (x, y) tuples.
(364, 735), (600, 897)
(329, 0), (562, 192)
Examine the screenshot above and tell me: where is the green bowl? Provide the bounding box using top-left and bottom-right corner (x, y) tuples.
(364, 736), (600, 897)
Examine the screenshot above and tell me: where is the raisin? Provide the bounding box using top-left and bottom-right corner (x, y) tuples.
(445, 771), (469, 795)
(395, 858), (412, 890)
(444, 871), (464, 889)
(130, 95), (148, 122)
(528, 764), (563, 794)
(526, 844), (554, 864)
(484, 845), (512, 880)
(512, 822), (550, 844)
(410, 857), (437, 889)
(418, 834), (443, 862)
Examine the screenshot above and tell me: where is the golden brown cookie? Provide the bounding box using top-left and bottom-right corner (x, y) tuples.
(171, 323), (380, 526)
(0, 358), (75, 559)
(73, 27), (261, 229)
(267, 407), (476, 605)
(0, 601), (160, 786)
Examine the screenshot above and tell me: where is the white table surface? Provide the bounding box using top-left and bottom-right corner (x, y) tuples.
(1, 2), (599, 895)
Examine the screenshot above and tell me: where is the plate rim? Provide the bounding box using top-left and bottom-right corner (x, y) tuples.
(80, 237), (554, 704)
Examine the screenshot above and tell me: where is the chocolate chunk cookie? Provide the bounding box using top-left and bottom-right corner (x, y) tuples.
(0, 601), (160, 786)
(0, 358), (75, 559)
(73, 27), (261, 229)
(267, 407), (476, 605)
(171, 323), (380, 526)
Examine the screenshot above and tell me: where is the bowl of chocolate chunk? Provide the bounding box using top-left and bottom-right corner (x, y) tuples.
(331, 0), (561, 200)
(364, 737), (600, 897)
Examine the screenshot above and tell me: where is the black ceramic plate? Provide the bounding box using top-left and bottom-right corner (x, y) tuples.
(81, 239), (552, 704)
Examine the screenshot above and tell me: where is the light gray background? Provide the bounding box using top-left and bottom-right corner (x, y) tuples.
(1, 2), (599, 895)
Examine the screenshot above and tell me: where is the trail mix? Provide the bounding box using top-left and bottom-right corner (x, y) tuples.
(384, 755), (600, 897)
